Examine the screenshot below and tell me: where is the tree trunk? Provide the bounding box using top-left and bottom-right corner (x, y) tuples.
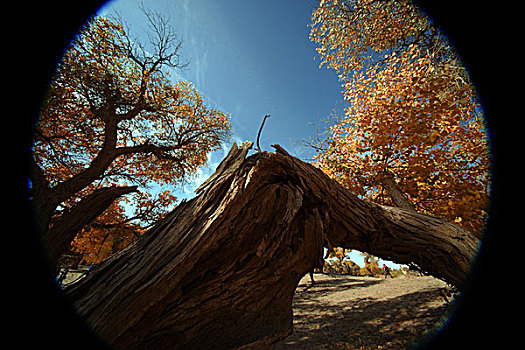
(30, 148), (139, 272)
(381, 171), (415, 210)
(44, 185), (138, 272)
(66, 142), (480, 349)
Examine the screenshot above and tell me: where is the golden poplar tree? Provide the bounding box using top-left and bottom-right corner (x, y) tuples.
(32, 14), (230, 266)
(310, 0), (490, 238)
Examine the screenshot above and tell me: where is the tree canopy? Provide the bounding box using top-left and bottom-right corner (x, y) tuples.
(309, 0), (490, 238)
(32, 13), (230, 266)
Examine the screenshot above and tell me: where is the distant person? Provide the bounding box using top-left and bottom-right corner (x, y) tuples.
(383, 264), (393, 278)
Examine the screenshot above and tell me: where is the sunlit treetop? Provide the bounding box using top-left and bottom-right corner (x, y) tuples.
(35, 16), (230, 190)
(310, 0), (468, 84)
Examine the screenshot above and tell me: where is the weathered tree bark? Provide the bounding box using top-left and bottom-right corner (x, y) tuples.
(66, 142), (480, 349)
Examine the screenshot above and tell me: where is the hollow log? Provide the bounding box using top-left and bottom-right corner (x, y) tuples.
(66, 142), (480, 349)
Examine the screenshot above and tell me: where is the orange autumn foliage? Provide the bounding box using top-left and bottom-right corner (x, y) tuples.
(310, 0), (490, 238)
(33, 15), (230, 264)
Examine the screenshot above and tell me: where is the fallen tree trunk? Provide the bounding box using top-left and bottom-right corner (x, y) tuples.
(66, 142), (480, 349)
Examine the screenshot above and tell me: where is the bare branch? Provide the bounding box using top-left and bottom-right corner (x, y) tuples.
(256, 115), (270, 152)
(118, 5), (189, 74)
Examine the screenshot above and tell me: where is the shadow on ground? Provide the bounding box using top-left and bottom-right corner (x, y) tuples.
(299, 276), (382, 296)
(274, 276), (448, 349)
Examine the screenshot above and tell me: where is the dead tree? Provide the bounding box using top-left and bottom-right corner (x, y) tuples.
(66, 141), (480, 349)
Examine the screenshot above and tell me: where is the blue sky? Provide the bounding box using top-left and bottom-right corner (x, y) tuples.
(97, 0), (402, 268)
(99, 0), (344, 193)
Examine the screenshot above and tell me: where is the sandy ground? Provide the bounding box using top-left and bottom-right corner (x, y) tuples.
(274, 273), (450, 349)
(59, 268), (452, 348)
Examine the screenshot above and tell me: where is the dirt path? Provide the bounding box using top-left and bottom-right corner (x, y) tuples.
(274, 273), (450, 349)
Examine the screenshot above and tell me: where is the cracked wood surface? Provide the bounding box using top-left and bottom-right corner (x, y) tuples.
(66, 142), (479, 349)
